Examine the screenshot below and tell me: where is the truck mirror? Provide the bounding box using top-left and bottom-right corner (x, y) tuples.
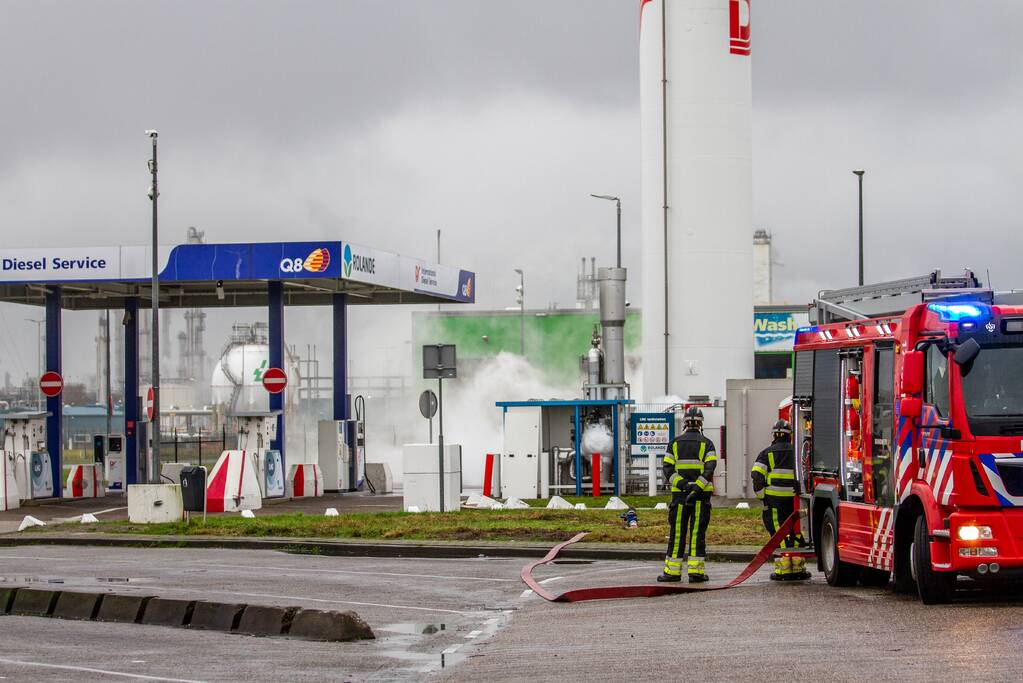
(901, 350), (925, 395)
(899, 397), (923, 419)
(954, 337), (981, 366)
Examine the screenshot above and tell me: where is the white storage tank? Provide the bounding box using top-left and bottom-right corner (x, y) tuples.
(639, 0), (754, 401)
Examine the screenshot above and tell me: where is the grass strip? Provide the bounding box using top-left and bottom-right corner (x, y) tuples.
(44, 507), (767, 546)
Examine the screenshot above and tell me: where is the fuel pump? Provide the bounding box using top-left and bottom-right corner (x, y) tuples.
(351, 395), (367, 491)
(235, 411), (284, 499)
(5, 412), (53, 500)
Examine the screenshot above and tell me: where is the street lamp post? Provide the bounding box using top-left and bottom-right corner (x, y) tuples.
(514, 269), (524, 356)
(853, 170), (865, 286)
(590, 194), (622, 268)
(146, 130), (161, 483)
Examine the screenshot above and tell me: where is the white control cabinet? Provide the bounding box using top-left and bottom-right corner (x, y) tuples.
(501, 406), (542, 499)
(403, 443), (461, 512)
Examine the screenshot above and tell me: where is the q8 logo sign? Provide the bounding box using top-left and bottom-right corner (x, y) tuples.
(279, 247), (331, 274)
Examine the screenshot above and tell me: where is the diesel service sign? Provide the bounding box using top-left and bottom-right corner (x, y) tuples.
(0, 247), (121, 281)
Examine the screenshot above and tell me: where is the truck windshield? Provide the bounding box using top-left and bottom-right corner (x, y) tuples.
(961, 345), (1023, 435)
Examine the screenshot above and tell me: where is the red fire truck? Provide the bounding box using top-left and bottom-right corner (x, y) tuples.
(793, 270), (1023, 603)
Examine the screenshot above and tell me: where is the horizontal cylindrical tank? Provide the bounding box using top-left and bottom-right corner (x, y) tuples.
(639, 0), (754, 401)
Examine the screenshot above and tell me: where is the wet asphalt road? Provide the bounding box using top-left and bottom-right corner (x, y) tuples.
(2, 546), (1023, 682)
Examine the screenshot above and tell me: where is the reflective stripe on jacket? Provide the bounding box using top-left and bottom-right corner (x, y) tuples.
(663, 430), (717, 495)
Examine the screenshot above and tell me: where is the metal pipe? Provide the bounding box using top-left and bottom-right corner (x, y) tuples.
(854, 169), (865, 286)
(661, 0), (670, 396)
(148, 130), (161, 483)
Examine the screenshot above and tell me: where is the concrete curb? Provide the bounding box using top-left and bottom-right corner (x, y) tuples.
(189, 600), (245, 631)
(11, 588), (60, 617)
(96, 594), (152, 623)
(0, 533), (759, 562)
(0, 588), (375, 642)
(237, 605), (298, 637)
(53, 591), (102, 621)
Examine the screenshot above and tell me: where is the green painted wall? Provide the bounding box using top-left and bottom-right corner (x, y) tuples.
(413, 310), (642, 386)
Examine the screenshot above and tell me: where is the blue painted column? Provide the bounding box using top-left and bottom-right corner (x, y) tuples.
(332, 293), (349, 421)
(45, 287), (62, 497)
(612, 403), (620, 496)
(124, 298), (140, 485)
(268, 282), (285, 470)
(574, 405), (582, 496)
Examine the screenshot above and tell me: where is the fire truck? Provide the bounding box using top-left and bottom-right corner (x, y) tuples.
(793, 270), (1023, 603)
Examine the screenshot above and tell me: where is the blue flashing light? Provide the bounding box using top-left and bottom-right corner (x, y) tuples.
(927, 302), (987, 322)
(796, 326), (819, 334)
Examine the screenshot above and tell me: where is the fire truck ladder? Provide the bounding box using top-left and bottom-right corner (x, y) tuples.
(811, 269), (985, 324)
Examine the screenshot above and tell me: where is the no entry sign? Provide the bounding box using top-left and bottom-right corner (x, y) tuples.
(146, 385), (155, 421)
(39, 371), (63, 398)
(262, 367), (288, 394)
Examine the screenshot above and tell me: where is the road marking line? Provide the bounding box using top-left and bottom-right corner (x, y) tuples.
(465, 630), (483, 639)
(520, 589), (533, 598)
(201, 562), (517, 583)
(538, 576), (563, 585)
(0, 658), (205, 683)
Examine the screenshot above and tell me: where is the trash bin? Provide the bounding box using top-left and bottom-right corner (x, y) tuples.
(180, 466), (207, 513)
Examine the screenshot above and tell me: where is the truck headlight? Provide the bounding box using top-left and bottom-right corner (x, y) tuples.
(957, 525), (993, 541)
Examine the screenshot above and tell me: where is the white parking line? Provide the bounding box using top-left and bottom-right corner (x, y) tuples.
(538, 576), (564, 585)
(0, 658), (205, 683)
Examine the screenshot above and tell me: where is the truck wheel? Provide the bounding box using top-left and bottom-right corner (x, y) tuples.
(821, 507), (860, 587)
(912, 515), (956, 605)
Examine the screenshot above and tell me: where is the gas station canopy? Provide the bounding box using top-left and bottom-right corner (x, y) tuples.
(0, 240), (475, 310)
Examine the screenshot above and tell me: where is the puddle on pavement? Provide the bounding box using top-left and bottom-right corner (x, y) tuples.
(378, 622), (447, 635)
(0, 576), (147, 585)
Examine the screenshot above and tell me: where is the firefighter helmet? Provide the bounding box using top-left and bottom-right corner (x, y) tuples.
(683, 406), (704, 430)
(772, 419), (792, 439)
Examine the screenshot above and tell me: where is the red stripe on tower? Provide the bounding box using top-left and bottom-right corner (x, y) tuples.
(729, 0), (751, 56)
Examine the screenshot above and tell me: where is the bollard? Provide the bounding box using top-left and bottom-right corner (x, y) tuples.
(592, 453), (601, 497)
(483, 453), (495, 498)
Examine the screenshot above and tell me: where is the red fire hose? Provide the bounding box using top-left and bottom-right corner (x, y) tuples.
(521, 513), (800, 602)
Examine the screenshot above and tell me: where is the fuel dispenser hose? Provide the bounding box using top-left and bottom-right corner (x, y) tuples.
(521, 512), (799, 603)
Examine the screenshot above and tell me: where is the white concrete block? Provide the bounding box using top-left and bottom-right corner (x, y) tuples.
(325, 507), (339, 517)
(735, 502), (750, 509)
(546, 496), (573, 510)
(503, 497), (529, 510)
(654, 502), (669, 510)
(80, 513), (99, 524)
(574, 503), (587, 510)
(127, 484), (184, 524)
(604, 496), (629, 510)
(241, 509), (255, 518)
(17, 515), (44, 531)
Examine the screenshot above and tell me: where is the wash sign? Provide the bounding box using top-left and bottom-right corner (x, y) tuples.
(754, 312), (808, 352)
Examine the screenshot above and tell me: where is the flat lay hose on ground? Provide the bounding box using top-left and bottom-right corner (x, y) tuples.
(521, 512), (799, 603)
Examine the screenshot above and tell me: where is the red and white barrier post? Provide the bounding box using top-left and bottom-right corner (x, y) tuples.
(483, 453), (496, 498)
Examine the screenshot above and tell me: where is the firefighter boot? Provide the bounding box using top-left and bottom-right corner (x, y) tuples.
(791, 555), (810, 579)
(770, 554), (792, 581)
(657, 572), (682, 583)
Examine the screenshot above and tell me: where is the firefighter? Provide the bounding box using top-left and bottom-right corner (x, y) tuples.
(751, 419), (809, 580)
(658, 406), (717, 583)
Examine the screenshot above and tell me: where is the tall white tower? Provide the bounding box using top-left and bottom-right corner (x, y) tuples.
(639, 0), (754, 401)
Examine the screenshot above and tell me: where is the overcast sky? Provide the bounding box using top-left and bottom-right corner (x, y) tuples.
(1, 1), (1022, 387)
